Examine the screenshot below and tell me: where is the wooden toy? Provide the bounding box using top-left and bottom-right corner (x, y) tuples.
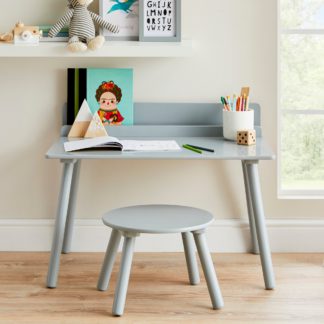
(13, 22), (42, 45)
(69, 99), (109, 138)
(0, 31), (14, 42)
(68, 100), (93, 138)
(84, 113), (109, 138)
(237, 130), (256, 146)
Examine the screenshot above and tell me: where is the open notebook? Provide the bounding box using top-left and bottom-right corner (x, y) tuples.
(64, 136), (181, 152)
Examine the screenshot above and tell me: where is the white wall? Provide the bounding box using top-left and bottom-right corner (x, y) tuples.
(0, 0), (323, 232)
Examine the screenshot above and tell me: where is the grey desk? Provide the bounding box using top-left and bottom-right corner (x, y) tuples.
(46, 103), (276, 290)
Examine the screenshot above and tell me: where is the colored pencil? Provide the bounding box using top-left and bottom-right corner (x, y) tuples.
(182, 144), (202, 154)
(186, 144), (215, 153)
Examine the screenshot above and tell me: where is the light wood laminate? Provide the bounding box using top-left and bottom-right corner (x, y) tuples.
(0, 253), (324, 323)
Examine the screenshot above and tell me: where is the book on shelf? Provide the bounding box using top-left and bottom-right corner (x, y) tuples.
(64, 136), (181, 153)
(39, 25), (69, 32)
(39, 25), (69, 42)
(40, 36), (69, 42)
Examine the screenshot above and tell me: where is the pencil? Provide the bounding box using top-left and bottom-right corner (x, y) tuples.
(186, 144), (214, 153)
(245, 95), (250, 111)
(182, 144), (202, 154)
(236, 97), (240, 111)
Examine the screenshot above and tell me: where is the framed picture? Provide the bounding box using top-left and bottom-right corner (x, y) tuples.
(99, 0), (140, 41)
(139, 0), (181, 42)
(67, 68), (134, 126)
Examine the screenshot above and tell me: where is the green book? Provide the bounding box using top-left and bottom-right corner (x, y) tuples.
(39, 25), (69, 33)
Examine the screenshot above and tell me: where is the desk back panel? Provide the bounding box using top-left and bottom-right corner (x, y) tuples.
(61, 103), (262, 137)
(134, 103), (261, 126)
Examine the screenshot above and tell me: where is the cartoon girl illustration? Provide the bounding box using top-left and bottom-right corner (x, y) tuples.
(96, 81), (124, 126)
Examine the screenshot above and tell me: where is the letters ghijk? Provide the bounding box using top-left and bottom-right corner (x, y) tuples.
(147, 0), (172, 9)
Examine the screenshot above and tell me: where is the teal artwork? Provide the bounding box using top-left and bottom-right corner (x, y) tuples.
(86, 68), (134, 126)
(108, 0), (138, 14)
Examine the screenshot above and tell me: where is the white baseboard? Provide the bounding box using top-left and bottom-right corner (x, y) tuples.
(0, 219), (324, 253)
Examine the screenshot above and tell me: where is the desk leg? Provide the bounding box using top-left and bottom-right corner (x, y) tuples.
(242, 161), (259, 255)
(62, 160), (81, 254)
(245, 161), (275, 290)
(47, 160), (76, 288)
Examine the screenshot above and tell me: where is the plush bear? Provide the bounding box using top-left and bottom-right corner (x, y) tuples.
(49, 0), (119, 52)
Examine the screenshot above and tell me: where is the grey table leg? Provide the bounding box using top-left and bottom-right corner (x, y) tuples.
(193, 230), (224, 310)
(97, 229), (122, 291)
(112, 234), (136, 316)
(62, 160), (81, 254)
(242, 161), (259, 254)
(181, 232), (200, 285)
(47, 160), (76, 288)
(245, 161), (275, 290)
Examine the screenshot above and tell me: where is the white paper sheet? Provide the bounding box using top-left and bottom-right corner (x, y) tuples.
(120, 140), (181, 152)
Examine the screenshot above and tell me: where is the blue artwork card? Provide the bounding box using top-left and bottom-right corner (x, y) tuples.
(86, 68), (134, 126)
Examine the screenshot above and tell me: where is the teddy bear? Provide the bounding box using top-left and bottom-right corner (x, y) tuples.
(49, 0), (119, 52)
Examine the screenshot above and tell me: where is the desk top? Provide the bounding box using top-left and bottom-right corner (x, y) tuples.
(46, 136), (275, 161)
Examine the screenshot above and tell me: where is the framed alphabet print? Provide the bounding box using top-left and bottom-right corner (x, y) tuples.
(139, 0), (181, 42)
(99, 0), (140, 41)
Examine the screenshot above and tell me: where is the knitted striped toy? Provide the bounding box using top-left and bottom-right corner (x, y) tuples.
(49, 0), (119, 52)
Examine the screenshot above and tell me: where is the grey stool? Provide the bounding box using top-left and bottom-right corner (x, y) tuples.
(97, 205), (224, 316)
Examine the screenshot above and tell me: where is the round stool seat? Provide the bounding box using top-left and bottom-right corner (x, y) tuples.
(102, 205), (214, 234)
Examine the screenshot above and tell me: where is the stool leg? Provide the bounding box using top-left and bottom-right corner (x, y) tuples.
(112, 234), (136, 316)
(97, 229), (122, 291)
(182, 232), (200, 285)
(193, 230), (224, 310)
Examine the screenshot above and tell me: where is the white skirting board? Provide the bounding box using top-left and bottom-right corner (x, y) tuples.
(0, 219), (324, 253)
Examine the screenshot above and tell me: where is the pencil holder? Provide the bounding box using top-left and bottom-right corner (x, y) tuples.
(223, 110), (254, 141)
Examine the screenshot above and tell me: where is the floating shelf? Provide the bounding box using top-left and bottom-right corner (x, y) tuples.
(0, 40), (193, 58)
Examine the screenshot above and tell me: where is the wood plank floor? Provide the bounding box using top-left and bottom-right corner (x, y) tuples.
(0, 253), (324, 323)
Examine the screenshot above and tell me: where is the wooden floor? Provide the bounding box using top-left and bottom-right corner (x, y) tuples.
(0, 253), (324, 323)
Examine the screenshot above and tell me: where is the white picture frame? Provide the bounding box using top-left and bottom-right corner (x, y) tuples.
(139, 0), (181, 42)
(99, 0), (140, 41)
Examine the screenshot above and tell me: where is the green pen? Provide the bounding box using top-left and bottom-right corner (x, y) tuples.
(182, 144), (202, 154)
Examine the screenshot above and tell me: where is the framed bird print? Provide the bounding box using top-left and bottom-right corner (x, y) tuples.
(139, 0), (181, 42)
(99, 0), (140, 40)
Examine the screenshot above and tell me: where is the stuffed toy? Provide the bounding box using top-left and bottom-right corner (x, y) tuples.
(49, 0), (119, 52)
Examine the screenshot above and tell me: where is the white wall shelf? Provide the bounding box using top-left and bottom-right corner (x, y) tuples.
(0, 40), (193, 58)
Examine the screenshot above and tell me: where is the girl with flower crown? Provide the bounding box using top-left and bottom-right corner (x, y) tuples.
(95, 81), (124, 126)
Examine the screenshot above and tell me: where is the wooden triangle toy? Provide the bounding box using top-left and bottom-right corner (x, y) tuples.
(84, 112), (109, 138)
(68, 100), (93, 138)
